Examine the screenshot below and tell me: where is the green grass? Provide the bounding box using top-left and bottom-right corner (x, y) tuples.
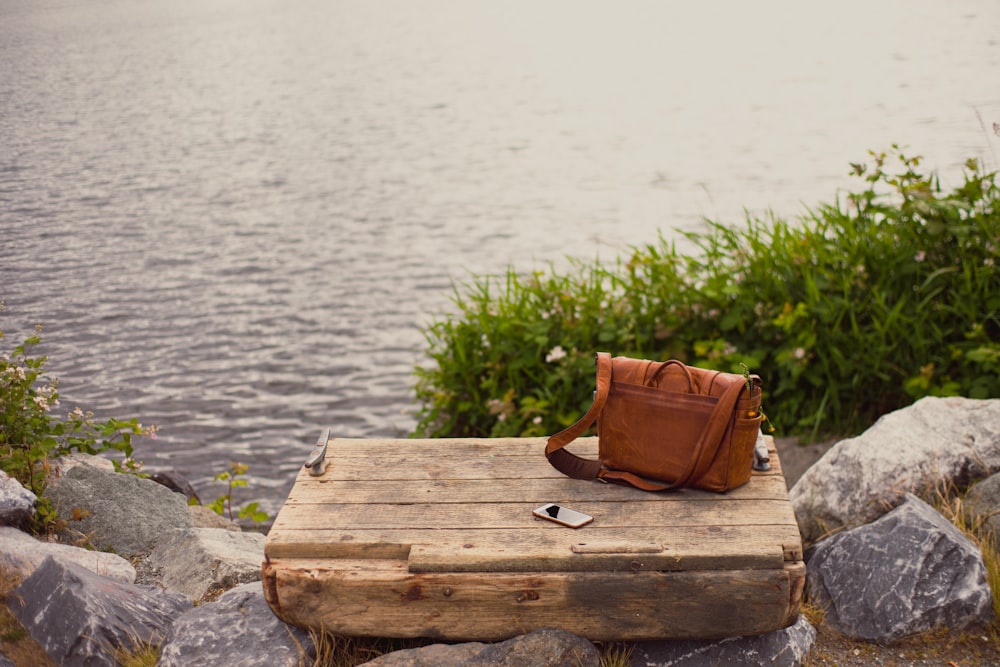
(413, 146), (1000, 442)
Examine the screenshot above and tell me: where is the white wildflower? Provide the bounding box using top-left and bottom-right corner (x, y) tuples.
(545, 346), (567, 363)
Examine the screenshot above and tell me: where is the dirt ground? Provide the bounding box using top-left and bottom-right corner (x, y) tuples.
(774, 436), (1000, 667)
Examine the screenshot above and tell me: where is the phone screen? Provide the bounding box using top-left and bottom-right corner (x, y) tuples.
(532, 503), (593, 528)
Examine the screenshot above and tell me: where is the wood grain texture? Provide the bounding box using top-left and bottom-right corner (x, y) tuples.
(262, 557), (806, 641)
(263, 435), (805, 640)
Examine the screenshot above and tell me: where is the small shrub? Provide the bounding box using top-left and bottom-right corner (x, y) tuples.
(0, 309), (156, 530)
(413, 147), (1000, 440)
(206, 461), (269, 524)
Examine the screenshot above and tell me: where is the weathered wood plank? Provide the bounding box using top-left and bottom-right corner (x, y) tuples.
(270, 498), (796, 532)
(309, 436), (779, 463)
(282, 474), (793, 505)
(406, 539), (784, 573)
(291, 436), (787, 483)
(264, 524), (805, 568)
(262, 558), (805, 642)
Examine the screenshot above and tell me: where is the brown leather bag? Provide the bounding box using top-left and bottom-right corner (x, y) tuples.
(545, 352), (763, 492)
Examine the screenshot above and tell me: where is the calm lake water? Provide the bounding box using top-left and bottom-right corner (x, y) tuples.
(3, 0), (999, 515)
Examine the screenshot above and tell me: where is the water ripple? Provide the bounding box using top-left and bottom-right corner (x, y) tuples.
(2, 0), (999, 514)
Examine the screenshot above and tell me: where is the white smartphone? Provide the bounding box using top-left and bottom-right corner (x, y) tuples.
(532, 503), (594, 529)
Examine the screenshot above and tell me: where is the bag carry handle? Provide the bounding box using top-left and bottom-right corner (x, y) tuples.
(544, 353), (746, 491)
(645, 358), (695, 391)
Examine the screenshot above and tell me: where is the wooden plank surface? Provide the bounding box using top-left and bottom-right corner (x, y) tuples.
(265, 436), (802, 573)
(263, 435), (806, 640)
(282, 474), (792, 504)
(266, 524), (800, 572)
(283, 437), (789, 482)
(262, 557), (806, 642)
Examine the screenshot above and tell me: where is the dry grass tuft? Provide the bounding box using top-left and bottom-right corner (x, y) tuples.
(928, 478), (1000, 626)
(109, 630), (160, 667)
(597, 641), (635, 667)
(306, 627), (430, 667)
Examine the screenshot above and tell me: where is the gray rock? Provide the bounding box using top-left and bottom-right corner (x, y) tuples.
(0, 653), (14, 667)
(806, 493), (993, 642)
(965, 472), (1000, 541)
(790, 397), (1000, 542)
(43, 461), (192, 556)
(626, 615), (816, 667)
(363, 643), (485, 666)
(0, 469), (36, 527)
(11, 556), (192, 667)
(188, 503), (241, 530)
(145, 527), (265, 600)
(149, 469), (201, 504)
(362, 627), (601, 666)
(51, 452), (116, 475)
(0, 526), (136, 582)
(158, 582), (313, 667)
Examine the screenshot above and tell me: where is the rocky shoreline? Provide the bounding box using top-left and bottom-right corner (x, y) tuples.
(2, 396), (999, 666)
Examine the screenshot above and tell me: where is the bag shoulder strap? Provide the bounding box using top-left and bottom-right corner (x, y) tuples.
(544, 352), (613, 480)
(545, 357), (747, 491)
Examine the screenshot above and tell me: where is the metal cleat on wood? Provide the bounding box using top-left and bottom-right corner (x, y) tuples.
(753, 428), (771, 471)
(303, 428), (330, 477)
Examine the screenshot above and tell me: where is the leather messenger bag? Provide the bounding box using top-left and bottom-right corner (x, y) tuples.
(545, 352), (763, 492)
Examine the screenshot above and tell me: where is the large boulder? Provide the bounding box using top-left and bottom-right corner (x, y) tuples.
(805, 493), (993, 642)
(0, 469), (35, 528)
(11, 556), (192, 667)
(43, 457), (192, 556)
(362, 627), (601, 666)
(0, 526), (135, 583)
(790, 397), (1000, 542)
(145, 527), (265, 600)
(158, 582), (313, 667)
(627, 615), (816, 666)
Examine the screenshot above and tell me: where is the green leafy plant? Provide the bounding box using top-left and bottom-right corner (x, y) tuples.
(1, 312), (155, 530)
(414, 147), (1000, 441)
(207, 461), (269, 524)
